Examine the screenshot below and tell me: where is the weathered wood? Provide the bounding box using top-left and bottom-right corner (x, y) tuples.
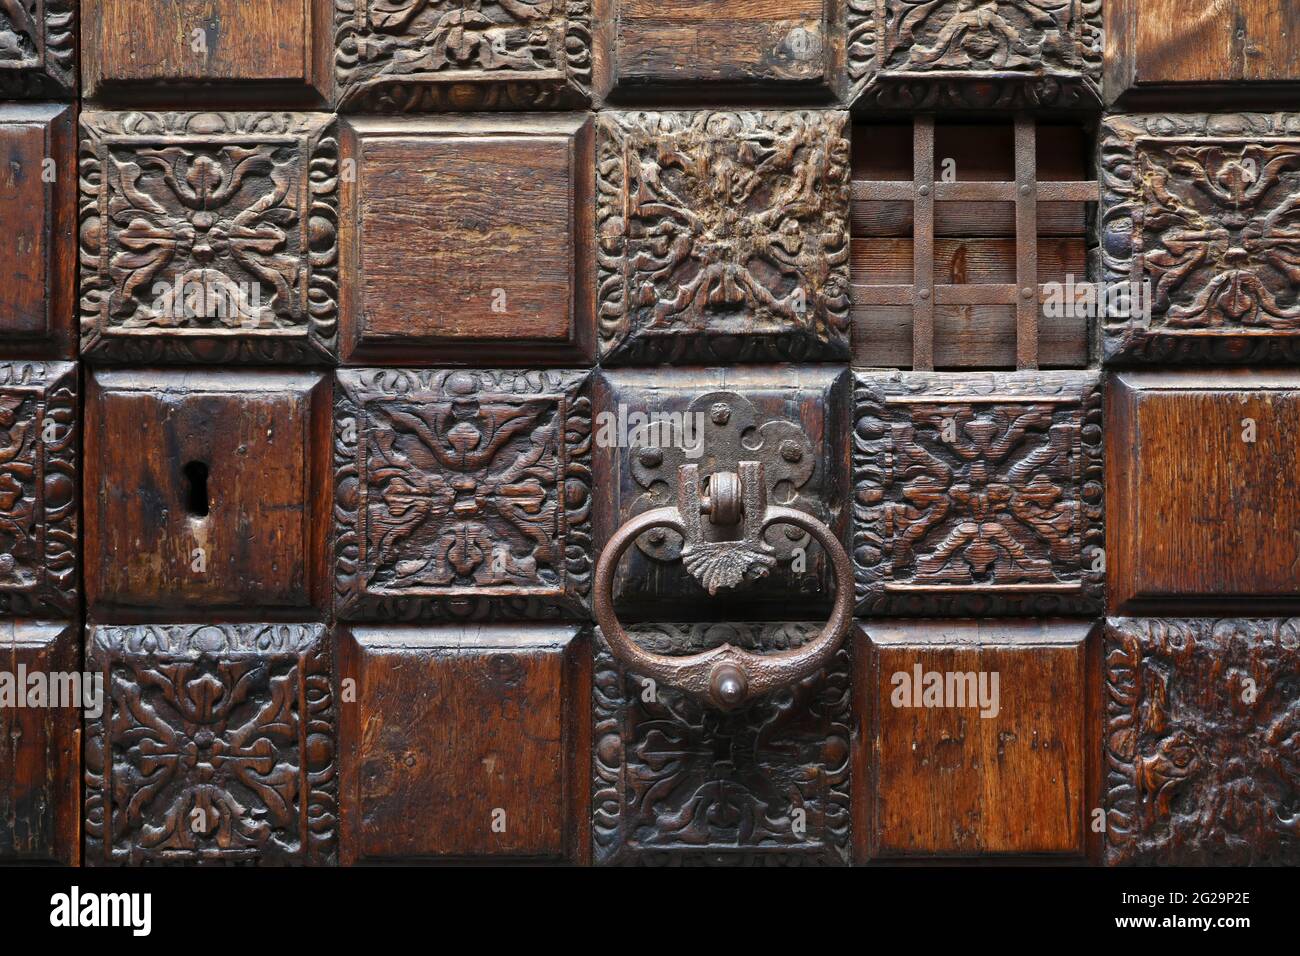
(0, 0), (76, 98)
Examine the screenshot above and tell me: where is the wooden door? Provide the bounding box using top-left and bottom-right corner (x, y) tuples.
(1, 0), (1299, 869)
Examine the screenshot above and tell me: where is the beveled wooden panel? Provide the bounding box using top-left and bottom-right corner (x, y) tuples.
(862, 620), (1093, 859)
(0, 0), (76, 98)
(339, 115), (593, 364)
(1108, 371), (1300, 613)
(1105, 618), (1300, 865)
(85, 369), (331, 619)
(0, 362), (77, 618)
(339, 624), (587, 863)
(334, 0), (592, 112)
(78, 111), (339, 364)
(1101, 113), (1300, 365)
(594, 622), (851, 865)
(0, 620), (79, 865)
(84, 623), (335, 865)
(0, 104), (75, 359)
(83, 0), (332, 106)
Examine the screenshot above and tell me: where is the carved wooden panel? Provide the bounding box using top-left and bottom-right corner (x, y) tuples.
(854, 371), (1104, 616)
(1105, 618), (1300, 866)
(1101, 113), (1300, 365)
(82, 0), (333, 106)
(847, 0), (1103, 110)
(593, 0), (843, 102)
(1107, 371), (1300, 614)
(79, 111), (340, 365)
(0, 621), (79, 864)
(0, 362), (77, 618)
(862, 620), (1094, 859)
(0, 104), (75, 360)
(334, 368), (592, 621)
(338, 624), (587, 862)
(596, 110), (851, 364)
(339, 115), (593, 364)
(593, 623), (851, 865)
(0, 0), (75, 98)
(85, 369), (331, 619)
(334, 0), (592, 111)
(594, 367), (849, 620)
(84, 623), (336, 865)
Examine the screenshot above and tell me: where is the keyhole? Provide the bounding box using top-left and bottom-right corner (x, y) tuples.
(183, 461), (210, 517)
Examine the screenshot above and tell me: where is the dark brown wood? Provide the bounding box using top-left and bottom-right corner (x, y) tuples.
(0, 0), (76, 98)
(338, 624), (588, 863)
(0, 620), (79, 864)
(861, 620), (1093, 859)
(1107, 371), (1300, 614)
(84, 622), (336, 865)
(0, 103), (75, 360)
(85, 368), (331, 620)
(1105, 617), (1300, 865)
(339, 114), (594, 365)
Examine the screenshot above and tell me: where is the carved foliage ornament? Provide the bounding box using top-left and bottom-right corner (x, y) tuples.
(1102, 113), (1300, 364)
(596, 110), (851, 364)
(1105, 619), (1300, 866)
(0, 0), (74, 97)
(854, 371), (1103, 616)
(335, 368), (592, 621)
(79, 112), (340, 364)
(84, 624), (337, 866)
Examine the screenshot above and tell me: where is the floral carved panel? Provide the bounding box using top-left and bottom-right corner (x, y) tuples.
(334, 0), (592, 111)
(335, 368), (592, 621)
(78, 112), (340, 365)
(593, 623), (851, 865)
(595, 110), (851, 365)
(84, 623), (337, 866)
(0, 0), (75, 98)
(1102, 113), (1300, 365)
(1105, 618), (1300, 866)
(853, 371), (1103, 616)
(0, 362), (76, 617)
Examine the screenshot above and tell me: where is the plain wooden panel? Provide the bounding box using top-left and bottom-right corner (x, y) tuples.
(1135, 0), (1300, 84)
(852, 304), (1089, 369)
(852, 238), (1085, 285)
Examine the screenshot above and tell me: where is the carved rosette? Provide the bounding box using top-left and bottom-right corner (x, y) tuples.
(1105, 618), (1300, 866)
(0, 0), (75, 98)
(1101, 113), (1300, 365)
(853, 371), (1103, 616)
(333, 0), (592, 111)
(593, 623), (851, 865)
(335, 368), (593, 621)
(0, 362), (77, 617)
(78, 111), (340, 365)
(846, 0), (1102, 110)
(596, 110), (851, 364)
(84, 624), (337, 866)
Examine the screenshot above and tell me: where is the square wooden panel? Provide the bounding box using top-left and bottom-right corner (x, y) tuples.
(84, 623), (336, 865)
(85, 369), (331, 619)
(1101, 113), (1300, 365)
(0, 621), (79, 865)
(334, 368), (592, 621)
(594, 367), (849, 621)
(0, 104), (75, 359)
(594, 622), (851, 865)
(862, 620), (1094, 859)
(596, 110), (851, 365)
(1107, 371), (1300, 614)
(333, 0), (592, 112)
(593, 0), (843, 102)
(339, 624), (587, 863)
(339, 115), (593, 365)
(0, 362), (77, 618)
(1105, 618), (1300, 866)
(846, 0), (1103, 110)
(82, 0), (333, 106)
(0, 0), (76, 98)
(854, 371), (1104, 617)
(79, 111), (340, 365)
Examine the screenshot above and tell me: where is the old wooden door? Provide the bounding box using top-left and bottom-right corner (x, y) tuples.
(1, 0), (1299, 868)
